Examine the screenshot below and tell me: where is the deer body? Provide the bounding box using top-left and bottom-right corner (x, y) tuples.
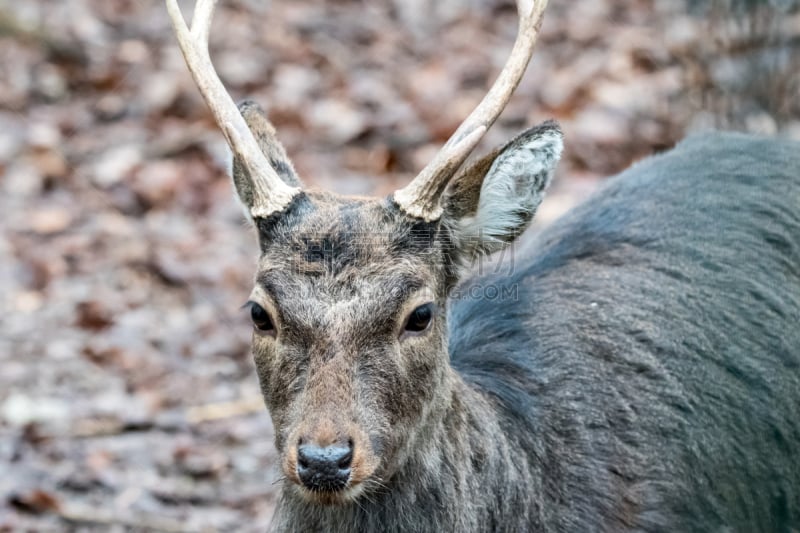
(166, 1), (800, 530)
(268, 131), (800, 532)
(451, 131), (800, 531)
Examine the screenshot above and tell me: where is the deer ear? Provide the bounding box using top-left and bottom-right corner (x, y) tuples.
(442, 121), (563, 258)
(230, 100), (301, 219)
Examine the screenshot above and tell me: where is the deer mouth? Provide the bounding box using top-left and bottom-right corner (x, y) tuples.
(285, 463), (376, 506)
(291, 479), (370, 506)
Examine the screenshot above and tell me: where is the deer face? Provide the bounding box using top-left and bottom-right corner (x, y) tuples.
(248, 194), (451, 503)
(234, 104), (562, 504)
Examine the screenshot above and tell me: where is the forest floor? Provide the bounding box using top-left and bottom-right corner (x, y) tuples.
(1, 0), (798, 530)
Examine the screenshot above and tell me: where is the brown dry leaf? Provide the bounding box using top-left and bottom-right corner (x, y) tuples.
(75, 300), (114, 331)
(308, 98), (369, 144)
(27, 207), (73, 234)
(8, 489), (61, 514)
(131, 160), (181, 208)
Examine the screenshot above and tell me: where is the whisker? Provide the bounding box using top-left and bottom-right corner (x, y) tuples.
(352, 494), (369, 515)
(359, 489), (376, 506)
(369, 477), (390, 492)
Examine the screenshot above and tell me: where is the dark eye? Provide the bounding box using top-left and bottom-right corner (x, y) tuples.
(404, 303), (435, 334)
(249, 302), (275, 334)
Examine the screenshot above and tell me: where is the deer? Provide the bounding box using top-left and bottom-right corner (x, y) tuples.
(166, 0), (800, 531)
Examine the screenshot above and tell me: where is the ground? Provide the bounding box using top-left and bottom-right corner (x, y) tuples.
(1, 0), (798, 530)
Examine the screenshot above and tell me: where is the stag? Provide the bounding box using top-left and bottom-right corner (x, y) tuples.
(166, 0), (800, 530)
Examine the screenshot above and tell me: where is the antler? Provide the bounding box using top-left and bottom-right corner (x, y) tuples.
(166, 0), (300, 218)
(393, 0), (550, 221)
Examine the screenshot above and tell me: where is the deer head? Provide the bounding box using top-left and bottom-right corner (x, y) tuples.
(167, 0), (561, 505)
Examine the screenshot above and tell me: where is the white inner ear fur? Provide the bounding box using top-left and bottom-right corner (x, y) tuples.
(460, 127), (563, 252)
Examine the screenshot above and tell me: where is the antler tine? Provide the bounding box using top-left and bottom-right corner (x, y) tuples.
(394, 0), (550, 221)
(166, 0), (300, 218)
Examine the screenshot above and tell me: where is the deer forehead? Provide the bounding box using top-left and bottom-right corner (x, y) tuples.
(255, 192), (447, 280)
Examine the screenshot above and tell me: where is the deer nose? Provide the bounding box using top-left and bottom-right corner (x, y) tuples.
(296, 442), (353, 492)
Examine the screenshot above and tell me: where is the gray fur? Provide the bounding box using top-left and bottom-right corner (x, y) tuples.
(240, 126), (800, 531)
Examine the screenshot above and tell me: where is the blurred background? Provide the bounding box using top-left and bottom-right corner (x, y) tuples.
(1, 0), (798, 530)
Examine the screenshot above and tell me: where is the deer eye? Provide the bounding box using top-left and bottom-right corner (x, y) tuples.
(249, 302), (275, 334)
(403, 303), (435, 335)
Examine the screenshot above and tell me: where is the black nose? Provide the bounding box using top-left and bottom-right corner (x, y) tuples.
(296, 443), (353, 492)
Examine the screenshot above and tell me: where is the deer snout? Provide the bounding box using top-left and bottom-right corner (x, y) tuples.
(296, 440), (353, 492)
(285, 422), (379, 499)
